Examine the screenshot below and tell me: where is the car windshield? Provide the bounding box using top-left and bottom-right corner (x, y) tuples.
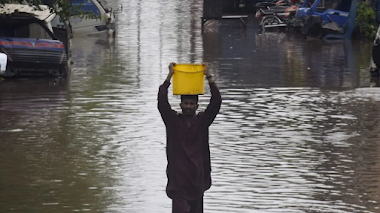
(0, 22), (52, 40)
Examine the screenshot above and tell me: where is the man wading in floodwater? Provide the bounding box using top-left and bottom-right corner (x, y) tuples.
(158, 62), (222, 213)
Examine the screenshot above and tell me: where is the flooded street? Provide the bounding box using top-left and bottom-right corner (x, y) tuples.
(2, 0), (380, 212)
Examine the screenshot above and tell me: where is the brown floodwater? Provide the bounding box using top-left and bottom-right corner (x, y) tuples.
(1, 0), (380, 212)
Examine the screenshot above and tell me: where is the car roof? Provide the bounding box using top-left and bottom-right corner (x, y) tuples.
(0, 3), (56, 22)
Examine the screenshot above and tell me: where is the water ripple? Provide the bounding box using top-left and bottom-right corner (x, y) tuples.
(0, 0), (379, 212)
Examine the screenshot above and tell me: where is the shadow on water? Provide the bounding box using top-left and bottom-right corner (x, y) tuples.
(0, 77), (120, 212)
(0, 78), (68, 126)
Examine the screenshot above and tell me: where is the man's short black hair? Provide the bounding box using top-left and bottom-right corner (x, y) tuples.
(181, 95), (199, 103)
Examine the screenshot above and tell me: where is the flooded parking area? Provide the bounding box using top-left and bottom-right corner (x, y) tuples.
(1, 0), (380, 212)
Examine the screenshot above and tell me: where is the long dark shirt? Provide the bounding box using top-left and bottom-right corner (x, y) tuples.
(158, 80), (222, 201)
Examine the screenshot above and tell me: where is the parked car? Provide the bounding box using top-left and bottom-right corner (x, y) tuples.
(0, 4), (68, 77)
(42, 0), (117, 38)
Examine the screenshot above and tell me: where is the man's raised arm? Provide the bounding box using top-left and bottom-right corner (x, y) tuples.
(203, 63), (222, 126)
(158, 63), (176, 123)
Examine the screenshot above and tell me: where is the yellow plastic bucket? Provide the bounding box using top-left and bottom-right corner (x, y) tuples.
(173, 63), (205, 95)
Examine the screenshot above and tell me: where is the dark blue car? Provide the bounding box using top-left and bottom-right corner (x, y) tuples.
(0, 7), (68, 77)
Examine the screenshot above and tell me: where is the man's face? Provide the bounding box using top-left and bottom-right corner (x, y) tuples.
(180, 99), (198, 116)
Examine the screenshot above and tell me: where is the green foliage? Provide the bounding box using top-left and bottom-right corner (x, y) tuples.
(356, 1), (378, 39)
(52, 0), (100, 21)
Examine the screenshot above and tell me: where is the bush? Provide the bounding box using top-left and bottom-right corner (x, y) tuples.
(355, 1), (378, 39)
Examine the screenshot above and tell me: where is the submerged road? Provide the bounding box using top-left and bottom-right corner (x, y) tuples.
(1, 0), (380, 212)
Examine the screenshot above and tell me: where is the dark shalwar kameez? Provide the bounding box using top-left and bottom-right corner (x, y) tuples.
(158, 80), (222, 213)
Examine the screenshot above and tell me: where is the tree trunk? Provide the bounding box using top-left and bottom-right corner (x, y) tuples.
(63, 20), (73, 76)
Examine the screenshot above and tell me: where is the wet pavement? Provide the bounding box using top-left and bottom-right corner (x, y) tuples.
(1, 0), (380, 212)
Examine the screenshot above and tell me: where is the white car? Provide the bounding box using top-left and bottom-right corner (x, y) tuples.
(43, 0), (117, 37)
